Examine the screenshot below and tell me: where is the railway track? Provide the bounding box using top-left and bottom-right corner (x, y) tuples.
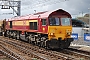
(59, 48), (90, 60)
(66, 48), (90, 59)
(0, 36), (75, 60)
(0, 41), (24, 60)
(0, 36), (90, 60)
(0, 50), (11, 60)
(0, 44), (25, 60)
(0, 38), (40, 60)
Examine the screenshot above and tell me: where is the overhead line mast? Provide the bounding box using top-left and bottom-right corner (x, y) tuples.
(0, 0), (21, 16)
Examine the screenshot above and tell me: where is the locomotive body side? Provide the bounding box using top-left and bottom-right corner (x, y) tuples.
(4, 9), (73, 49)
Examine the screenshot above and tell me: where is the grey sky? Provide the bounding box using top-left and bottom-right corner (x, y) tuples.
(0, 0), (90, 19)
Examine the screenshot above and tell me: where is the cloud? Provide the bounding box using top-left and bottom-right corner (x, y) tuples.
(0, 0), (90, 19)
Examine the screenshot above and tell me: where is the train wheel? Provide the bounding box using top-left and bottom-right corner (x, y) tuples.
(40, 37), (44, 47)
(6, 31), (9, 37)
(41, 37), (48, 48)
(34, 35), (39, 45)
(40, 41), (44, 47)
(36, 38), (40, 46)
(43, 39), (49, 49)
(29, 39), (31, 44)
(25, 32), (29, 42)
(35, 39), (38, 46)
(34, 36), (37, 45)
(15, 34), (18, 40)
(31, 35), (36, 45)
(46, 41), (50, 49)
(6, 30), (10, 38)
(12, 32), (16, 39)
(26, 36), (29, 43)
(28, 34), (32, 44)
(4, 31), (7, 37)
(8, 32), (11, 38)
(15, 31), (20, 40)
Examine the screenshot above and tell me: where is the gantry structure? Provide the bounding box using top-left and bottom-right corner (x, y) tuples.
(0, 0), (21, 16)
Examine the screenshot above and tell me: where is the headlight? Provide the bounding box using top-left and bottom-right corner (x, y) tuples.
(66, 29), (71, 35)
(67, 32), (71, 35)
(50, 33), (54, 35)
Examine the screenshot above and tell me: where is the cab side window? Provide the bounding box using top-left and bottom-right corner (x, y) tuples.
(29, 22), (38, 30)
(42, 19), (46, 26)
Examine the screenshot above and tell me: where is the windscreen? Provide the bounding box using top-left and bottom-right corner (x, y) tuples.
(49, 17), (60, 26)
(61, 18), (71, 26)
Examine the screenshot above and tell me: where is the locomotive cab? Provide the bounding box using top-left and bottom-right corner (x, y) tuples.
(46, 10), (73, 49)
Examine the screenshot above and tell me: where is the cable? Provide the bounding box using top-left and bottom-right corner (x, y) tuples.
(21, 0), (68, 11)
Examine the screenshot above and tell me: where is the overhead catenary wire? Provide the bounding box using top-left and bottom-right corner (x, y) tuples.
(22, 0), (65, 8)
(21, 0), (68, 11)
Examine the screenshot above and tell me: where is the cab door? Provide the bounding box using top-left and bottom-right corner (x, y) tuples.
(41, 19), (47, 33)
(10, 21), (12, 28)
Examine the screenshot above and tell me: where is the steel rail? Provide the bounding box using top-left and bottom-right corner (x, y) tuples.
(1, 37), (77, 60)
(0, 44), (25, 60)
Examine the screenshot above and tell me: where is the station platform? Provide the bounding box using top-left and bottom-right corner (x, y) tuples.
(70, 37), (90, 52)
(70, 44), (90, 52)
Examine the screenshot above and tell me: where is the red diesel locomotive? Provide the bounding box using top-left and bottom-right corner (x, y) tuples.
(2, 9), (73, 49)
